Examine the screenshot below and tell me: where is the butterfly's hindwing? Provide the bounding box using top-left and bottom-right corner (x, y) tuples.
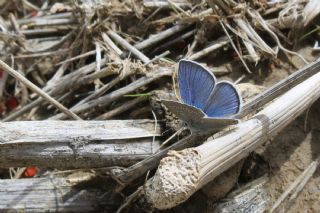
(161, 100), (205, 126)
(162, 100), (239, 131)
(203, 82), (241, 117)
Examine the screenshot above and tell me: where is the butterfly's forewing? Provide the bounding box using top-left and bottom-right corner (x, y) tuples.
(178, 60), (216, 110)
(203, 82), (241, 117)
(162, 100), (239, 132)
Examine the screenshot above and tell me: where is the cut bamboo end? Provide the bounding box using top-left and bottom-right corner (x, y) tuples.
(144, 70), (320, 209)
(144, 148), (200, 209)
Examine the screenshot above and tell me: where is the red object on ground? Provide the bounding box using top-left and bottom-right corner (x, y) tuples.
(24, 166), (38, 177)
(31, 11), (38, 17)
(6, 96), (18, 110)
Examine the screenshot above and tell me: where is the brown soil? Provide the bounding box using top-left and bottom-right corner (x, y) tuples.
(255, 46), (320, 212)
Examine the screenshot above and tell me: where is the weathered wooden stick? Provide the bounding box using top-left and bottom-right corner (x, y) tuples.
(0, 120), (160, 168)
(144, 70), (320, 209)
(0, 173), (107, 212)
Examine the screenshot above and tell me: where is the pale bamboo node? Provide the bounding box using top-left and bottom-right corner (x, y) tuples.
(144, 70), (320, 209)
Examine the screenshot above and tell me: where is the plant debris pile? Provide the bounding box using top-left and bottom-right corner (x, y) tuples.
(0, 0), (320, 212)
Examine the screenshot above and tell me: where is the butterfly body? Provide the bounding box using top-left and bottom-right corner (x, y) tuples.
(162, 60), (242, 132)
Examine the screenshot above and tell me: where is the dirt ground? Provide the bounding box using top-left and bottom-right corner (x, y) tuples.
(252, 46), (320, 213)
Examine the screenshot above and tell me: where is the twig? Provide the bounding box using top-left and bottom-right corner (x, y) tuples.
(21, 28), (72, 37)
(17, 12), (72, 24)
(145, 50), (171, 65)
(102, 32), (123, 56)
(56, 50), (95, 65)
(234, 74), (246, 84)
(15, 49), (70, 59)
(116, 187), (144, 213)
(0, 59), (81, 120)
(134, 24), (191, 50)
(188, 36), (229, 60)
(167, 0), (191, 16)
(3, 59), (108, 121)
(143, 0), (190, 8)
(108, 30), (150, 64)
(156, 127), (187, 152)
(270, 156), (320, 212)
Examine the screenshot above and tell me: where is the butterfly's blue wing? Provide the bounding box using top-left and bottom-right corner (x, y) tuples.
(203, 82), (241, 117)
(178, 60), (216, 110)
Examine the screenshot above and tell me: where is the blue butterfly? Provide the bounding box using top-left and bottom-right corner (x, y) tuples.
(162, 59), (242, 132)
